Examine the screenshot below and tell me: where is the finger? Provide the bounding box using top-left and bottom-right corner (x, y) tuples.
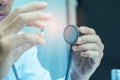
(76, 35), (104, 50)
(1, 2), (48, 26)
(4, 12), (51, 35)
(27, 21), (46, 28)
(80, 50), (103, 59)
(72, 52), (85, 66)
(79, 26), (96, 35)
(7, 33), (45, 48)
(72, 43), (101, 52)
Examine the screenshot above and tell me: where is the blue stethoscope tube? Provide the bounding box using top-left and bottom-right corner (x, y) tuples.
(64, 25), (80, 80)
(12, 65), (19, 80)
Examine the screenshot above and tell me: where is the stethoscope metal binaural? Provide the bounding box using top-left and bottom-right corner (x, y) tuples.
(64, 25), (80, 80)
(12, 25), (80, 80)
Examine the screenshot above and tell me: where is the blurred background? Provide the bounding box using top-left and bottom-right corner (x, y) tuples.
(12, 0), (120, 80)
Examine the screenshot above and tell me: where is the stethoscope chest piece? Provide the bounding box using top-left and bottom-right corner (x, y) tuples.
(64, 25), (80, 45)
(64, 25), (80, 80)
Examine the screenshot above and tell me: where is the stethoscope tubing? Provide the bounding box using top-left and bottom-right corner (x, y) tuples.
(64, 25), (80, 80)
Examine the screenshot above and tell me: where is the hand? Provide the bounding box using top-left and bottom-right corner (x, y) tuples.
(71, 26), (104, 80)
(0, 2), (51, 79)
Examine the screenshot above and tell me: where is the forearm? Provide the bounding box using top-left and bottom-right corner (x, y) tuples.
(0, 64), (7, 80)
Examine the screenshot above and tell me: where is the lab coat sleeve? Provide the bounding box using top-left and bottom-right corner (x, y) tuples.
(20, 47), (52, 80)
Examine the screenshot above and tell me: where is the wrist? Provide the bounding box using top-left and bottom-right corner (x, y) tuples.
(70, 69), (89, 80)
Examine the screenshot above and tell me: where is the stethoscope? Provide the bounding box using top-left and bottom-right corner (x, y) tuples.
(12, 25), (80, 80)
(64, 25), (80, 80)
(12, 65), (19, 80)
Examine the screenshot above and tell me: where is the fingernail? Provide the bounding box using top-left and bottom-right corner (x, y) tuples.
(76, 38), (82, 44)
(80, 27), (86, 33)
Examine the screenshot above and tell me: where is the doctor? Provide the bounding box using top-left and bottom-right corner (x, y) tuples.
(0, 0), (104, 80)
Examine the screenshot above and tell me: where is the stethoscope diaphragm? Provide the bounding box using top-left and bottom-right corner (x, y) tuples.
(64, 25), (80, 44)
